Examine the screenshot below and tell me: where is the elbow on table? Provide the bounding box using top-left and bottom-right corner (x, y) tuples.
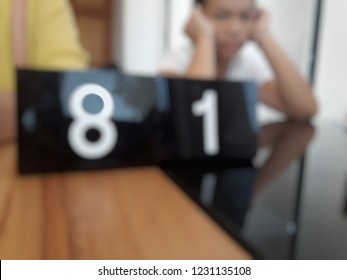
(290, 98), (319, 122)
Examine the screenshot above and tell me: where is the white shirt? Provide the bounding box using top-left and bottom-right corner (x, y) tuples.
(159, 41), (274, 86)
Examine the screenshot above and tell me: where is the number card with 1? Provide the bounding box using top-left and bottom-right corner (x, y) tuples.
(17, 70), (258, 174)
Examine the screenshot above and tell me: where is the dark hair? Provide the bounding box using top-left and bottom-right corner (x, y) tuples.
(196, 0), (254, 5)
(196, 0), (206, 5)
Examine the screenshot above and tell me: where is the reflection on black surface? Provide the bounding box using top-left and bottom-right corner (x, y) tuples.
(162, 122), (315, 259)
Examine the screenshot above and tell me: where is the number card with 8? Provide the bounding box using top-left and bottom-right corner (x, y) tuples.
(17, 70), (258, 174)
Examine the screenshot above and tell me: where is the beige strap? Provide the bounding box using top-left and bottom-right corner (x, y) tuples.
(12, 0), (27, 67)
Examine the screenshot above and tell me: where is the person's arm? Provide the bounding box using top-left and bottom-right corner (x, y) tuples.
(185, 5), (217, 79)
(185, 34), (217, 79)
(0, 93), (16, 144)
(30, 0), (89, 70)
(252, 10), (318, 121)
(1, 0), (89, 144)
(162, 5), (216, 79)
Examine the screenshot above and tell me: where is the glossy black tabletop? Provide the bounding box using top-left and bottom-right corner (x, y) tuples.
(162, 121), (347, 260)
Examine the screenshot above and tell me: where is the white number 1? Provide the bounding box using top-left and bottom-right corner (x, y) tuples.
(192, 89), (220, 156)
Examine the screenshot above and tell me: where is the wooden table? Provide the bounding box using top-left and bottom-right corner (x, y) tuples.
(0, 143), (250, 260)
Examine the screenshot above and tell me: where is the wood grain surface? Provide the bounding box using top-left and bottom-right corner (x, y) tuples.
(0, 143), (250, 260)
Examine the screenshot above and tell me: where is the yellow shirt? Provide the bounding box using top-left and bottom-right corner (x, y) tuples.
(0, 0), (89, 92)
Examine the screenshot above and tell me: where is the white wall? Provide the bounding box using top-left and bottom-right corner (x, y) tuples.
(167, 0), (193, 51)
(314, 0), (347, 121)
(118, 0), (165, 75)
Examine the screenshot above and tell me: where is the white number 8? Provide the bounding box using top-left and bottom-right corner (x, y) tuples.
(68, 84), (118, 160)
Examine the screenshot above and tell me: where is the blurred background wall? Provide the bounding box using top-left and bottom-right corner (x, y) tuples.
(314, 0), (347, 122)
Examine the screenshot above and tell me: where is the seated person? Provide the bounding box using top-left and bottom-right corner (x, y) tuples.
(0, 0), (89, 143)
(160, 0), (317, 121)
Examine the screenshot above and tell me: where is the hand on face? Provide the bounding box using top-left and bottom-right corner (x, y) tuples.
(185, 4), (215, 44)
(249, 9), (271, 42)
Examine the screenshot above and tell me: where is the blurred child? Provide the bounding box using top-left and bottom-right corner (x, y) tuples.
(160, 0), (317, 121)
